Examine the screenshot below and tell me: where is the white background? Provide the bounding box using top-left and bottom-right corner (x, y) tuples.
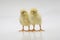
(0, 0), (60, 40)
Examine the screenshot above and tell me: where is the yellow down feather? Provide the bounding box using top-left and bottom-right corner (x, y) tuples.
(19, 10), (30, 26)
(30, 8), (42, 25)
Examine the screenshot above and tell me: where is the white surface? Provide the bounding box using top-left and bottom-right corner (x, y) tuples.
(0, 0), (60, 40)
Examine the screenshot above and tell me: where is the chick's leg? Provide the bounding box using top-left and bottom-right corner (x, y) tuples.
(39, 24), (44, 31)
(22, 25), (24, 31)
(32, 24), (35, 31)
(19, 25), (24, 32)
(28, 26), (30, 31)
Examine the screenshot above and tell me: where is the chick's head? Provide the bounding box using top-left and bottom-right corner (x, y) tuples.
(30, 8), (38, 15)
(20, 10), (28, 16)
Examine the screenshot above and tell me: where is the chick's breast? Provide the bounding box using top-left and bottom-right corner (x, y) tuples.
(30, 14), (42, 25)
(20, 14), (30, 26)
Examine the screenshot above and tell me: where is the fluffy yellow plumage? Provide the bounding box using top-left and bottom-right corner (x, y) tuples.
(20, 10), (30, 26)
(30, 8), (42, 25)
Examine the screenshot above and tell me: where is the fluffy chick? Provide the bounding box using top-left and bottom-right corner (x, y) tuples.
(19, 9), (30, 31)
(30, 8), (43, 31)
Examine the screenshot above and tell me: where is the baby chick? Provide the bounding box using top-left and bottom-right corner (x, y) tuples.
(19, 9), (30, 31)
(30, 8), (44, 31)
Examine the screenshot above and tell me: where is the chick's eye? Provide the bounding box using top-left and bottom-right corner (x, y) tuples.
(32, 11), (37, 14)
(21, 11), (26, 14)
(22, 12), (24, 14)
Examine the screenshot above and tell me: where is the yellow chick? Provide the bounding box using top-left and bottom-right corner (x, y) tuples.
(30, 8), (44, 31)
(19, 9), (30, 31)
